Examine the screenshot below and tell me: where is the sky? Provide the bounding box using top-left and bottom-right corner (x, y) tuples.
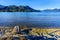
(0, 0), (60, 10)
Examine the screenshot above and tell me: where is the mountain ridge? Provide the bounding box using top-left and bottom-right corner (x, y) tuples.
(0, 5), (40, 12)
(0, 5), (60, 12)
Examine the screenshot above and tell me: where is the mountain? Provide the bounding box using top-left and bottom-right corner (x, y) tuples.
(42, 8), (60, 12)
(0, 5), (60, 12)
(0, 5), (5, 8)
(19, 6), (40, 12)
(0, 5), (40, 12)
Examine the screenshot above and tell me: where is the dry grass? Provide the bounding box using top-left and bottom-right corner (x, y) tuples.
(30, 28), (60, 36)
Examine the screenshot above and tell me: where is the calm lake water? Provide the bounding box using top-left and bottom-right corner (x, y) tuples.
(0, 12), (60, 28)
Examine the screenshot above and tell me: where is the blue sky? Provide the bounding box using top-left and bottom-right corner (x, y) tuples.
(0, 0), (60, 10)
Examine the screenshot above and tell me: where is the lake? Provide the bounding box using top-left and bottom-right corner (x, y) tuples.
(0, 12), (60, 28)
